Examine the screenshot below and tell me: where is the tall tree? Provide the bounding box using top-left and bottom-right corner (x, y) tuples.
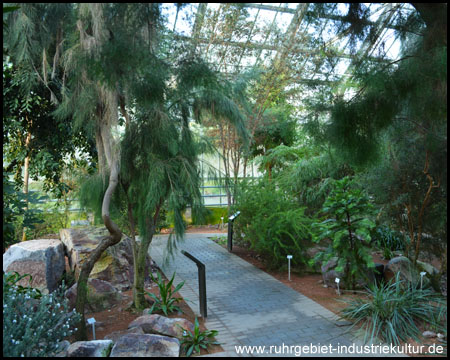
(308, 3), (447, 265)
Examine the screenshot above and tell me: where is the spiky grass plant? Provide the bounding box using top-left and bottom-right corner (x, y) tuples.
(340, 273), (446, 346)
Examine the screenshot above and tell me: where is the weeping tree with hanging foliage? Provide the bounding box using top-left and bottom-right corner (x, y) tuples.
(49, 3), (249, 313)
(48, 3), (176, 339)
(119, 53), (249, 310)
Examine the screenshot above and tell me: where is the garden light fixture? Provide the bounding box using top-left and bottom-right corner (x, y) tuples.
(420, 271), (426, 290)
(335, 277), (340, 295)
(287, 255), (293, 281)
(87, 317), (96, 340)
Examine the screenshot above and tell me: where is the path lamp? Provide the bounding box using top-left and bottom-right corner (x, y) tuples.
(420, 271), (427, 290)
(335, 277), (341, 296)
(87, 317), (96, 340)
(227, 211), (241, 252)
(287, 255), (293, 281)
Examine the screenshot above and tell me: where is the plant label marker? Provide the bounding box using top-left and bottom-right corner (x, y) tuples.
(335, 277), (340, 295)
(287, 255), (293, 281)
(420, 271), (426, 290)
(87, 317), (96, 340)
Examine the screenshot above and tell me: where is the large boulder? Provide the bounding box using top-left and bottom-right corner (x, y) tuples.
(321, 257), (383, 289)
(3, 239), (65, 293)
(65, 278), (124, 313)
(384, 256), (420, 285)
(103, 326), (145, 343)
(129, 314), (195, 339)
(60, 227), (151, 290)
(67, 340), (113, 357)
(109, 334), (180, 357)
(321, 257), (344, 288)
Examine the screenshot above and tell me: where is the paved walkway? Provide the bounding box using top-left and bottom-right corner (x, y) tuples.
(149, 234), (404, 357)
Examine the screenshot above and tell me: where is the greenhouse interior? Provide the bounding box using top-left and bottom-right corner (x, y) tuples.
(3, 3), (447, 357)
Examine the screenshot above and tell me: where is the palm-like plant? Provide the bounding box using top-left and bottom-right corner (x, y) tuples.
(145, 271), (184, 316)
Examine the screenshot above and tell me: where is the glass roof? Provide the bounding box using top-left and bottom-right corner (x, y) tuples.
(160, 3), (417, 102)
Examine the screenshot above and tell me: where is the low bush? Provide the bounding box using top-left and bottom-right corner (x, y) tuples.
(3, 272), (81, 357)
(340, 273), (447, 346)
(233, 179), (313, 270)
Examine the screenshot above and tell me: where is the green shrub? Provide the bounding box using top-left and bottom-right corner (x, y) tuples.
(3, 272), (81, 357)
(3, 271), (42, 300)
(179, 317), (220, 357)
(146, 271), (184, 316)
(3, 172), (44, 249)
(191, 207), (228, 225)
(371, 225), (407, 252)
(234, 179), (313, 270)
(311, 177), (376, 289)
(340, 273), (447, 346)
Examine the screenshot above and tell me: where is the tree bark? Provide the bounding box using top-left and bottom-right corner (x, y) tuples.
(21, 122), (32, 242)
(133, 202), (161, 310)
(75, 118), (122, 341)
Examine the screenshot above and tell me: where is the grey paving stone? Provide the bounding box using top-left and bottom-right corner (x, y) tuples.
(150, 234), (406, 357)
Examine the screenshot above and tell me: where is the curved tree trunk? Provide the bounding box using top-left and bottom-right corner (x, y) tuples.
(75, 119), (122, 340)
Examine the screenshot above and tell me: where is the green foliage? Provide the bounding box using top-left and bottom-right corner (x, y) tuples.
(340, 273), (447, 346)
(146, 271), (184, 316)
(3, 271), (42, 300)
(179, 317), (220, 357)
(191, 207), (228, 225)
(371, 225), (408, 252)
(3, 274), (81, 357)
(3, 172), (44, 250)
(3, 62), (94, 195)
(234, 178), (313, 270)
(311, 177), (376, 289)
(250, 104), (297, 160)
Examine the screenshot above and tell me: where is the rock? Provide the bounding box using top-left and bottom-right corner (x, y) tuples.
(109, 334), (180, 357)
(54, 340), (71, 357)
(129, 314), (195, 339)
(384, 256), (420, 285)
(305, 246), (326, 260)
(334, 320), (353, 327)
(416, 260), (442, 292)
(67, 340), (113, 357)
(416, 260), (439, 276)
(60, 227), (151, 290)
(422, 331), (437, 338)
(3, 239), (65, 293)
(104, 326), (145, 343)
(65, 279), (124, 313)
(321, 257), (344, 289)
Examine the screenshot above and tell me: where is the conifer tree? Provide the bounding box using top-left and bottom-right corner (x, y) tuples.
(306, 3), (447, 265)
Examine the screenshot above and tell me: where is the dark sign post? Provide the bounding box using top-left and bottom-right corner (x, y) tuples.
(227, 211), (241, 252)
(181, 250), (207, 318)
